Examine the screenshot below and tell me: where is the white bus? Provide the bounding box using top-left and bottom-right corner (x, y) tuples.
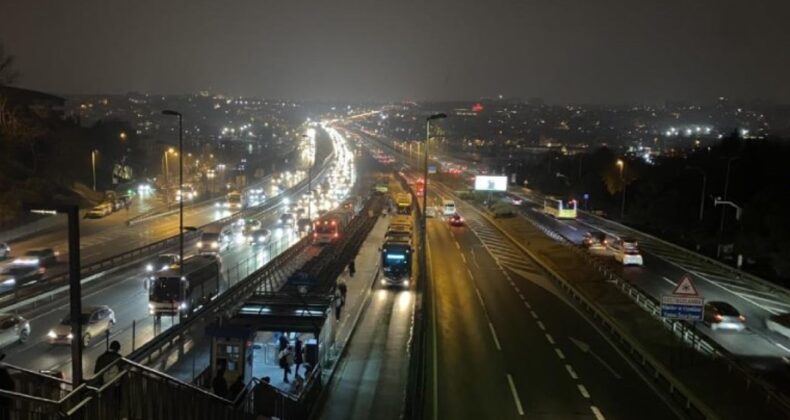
(543, 198), (577, 219)
(442, 200), (456, 216)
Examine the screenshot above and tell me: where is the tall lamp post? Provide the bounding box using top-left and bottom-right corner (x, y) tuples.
(91, 149), (98, 191)
(423, 113), (446, 237)
(616, 159), (626, 219)
(717, 157), (740, 257)
(162, 110), (184, 276)
(302, 134), (313, 229)
(686, 166), (707, 221)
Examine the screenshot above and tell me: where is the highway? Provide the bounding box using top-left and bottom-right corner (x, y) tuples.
(0, 125), (358, 381)
(355, 121), (790, 395)
(424, 196), (680, 419)
(508, 192), (790, 381)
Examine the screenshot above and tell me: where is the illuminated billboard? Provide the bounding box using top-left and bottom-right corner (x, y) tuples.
(474, 175), (508, 191)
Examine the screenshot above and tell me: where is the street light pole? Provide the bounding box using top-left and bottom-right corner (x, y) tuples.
(687, 166), (706, 221)
(617, 159), (626, 219)
(717, 157), (740, 257)
(423, 113), (446, 239)
(91, 150), (97, 191)
(302, 134), (313, 230)
(163, 110), (184, 277)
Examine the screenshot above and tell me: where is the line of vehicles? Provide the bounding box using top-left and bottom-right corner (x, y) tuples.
(85, 191), (134, 219)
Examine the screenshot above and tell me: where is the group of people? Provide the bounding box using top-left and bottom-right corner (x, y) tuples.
(277, 333), (305, 386)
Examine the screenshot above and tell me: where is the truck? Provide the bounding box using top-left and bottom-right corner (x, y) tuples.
(395, 192), (413, 215)
(148, 255), (222, 320)
(313, 208), (354, 244)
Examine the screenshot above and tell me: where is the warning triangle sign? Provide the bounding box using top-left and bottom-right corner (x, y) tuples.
(673, 274), (699, 296)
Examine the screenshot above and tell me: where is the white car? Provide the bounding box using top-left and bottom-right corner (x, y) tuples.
(0, 243), (9, 260)
(0, 314), (30, 347)
(611, 238), (644, 266)
(48, 306), (115, 346)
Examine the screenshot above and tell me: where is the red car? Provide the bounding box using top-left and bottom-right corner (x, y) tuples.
(448, 213), (464, 226)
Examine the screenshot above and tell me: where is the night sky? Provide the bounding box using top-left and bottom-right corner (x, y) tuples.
(1, 0), (788, 103)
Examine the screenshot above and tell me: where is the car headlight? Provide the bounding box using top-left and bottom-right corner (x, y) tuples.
(180, 302), (188, 310)
(2, 278), (15, 286)
(403, 280), (409, 287)
(47, 330), (56, 339)
(146, 264), (154, 272)
(197, 241), (203, 248)
(211, 242), (218, 249)
(148, 303), (154, 310)
(67, 333), (74, 340)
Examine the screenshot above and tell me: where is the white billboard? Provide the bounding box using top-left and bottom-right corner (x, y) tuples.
(474, 175), (508, 192)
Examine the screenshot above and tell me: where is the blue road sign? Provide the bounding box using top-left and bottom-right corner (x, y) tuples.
(661, 295), (704, 321)
(428, 165), (437, 174)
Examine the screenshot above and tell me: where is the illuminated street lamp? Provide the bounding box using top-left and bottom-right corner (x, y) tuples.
(162, 110), (184, 277)
(91, 149), (98, 191)
(616, 159), (626, 219)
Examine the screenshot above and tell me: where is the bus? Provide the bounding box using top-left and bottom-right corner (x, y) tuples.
(396, 193), (412, 215)
(543, 198), (577, 219)
(149, 255), (222, 320)
(381, 240), (412, 287)
(226, 191), (243, 210)
(313, 209), (354, 244)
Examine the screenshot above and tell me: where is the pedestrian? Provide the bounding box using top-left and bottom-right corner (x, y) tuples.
(294, 338), (304, 378)
(212, 365), (228, 398)
(0, 354), (14, 420)
(338, 281), (348, 302)
(334, 291), (344, 321)
(259, 377), (275, 417)
(348, 259), (356, 277)
(278, 332), (289, 352)
(278, 346), (292, 383)
(94, 340), (122, 385)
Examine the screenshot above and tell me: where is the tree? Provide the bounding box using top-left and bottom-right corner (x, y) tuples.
(0, 42), (19, 86)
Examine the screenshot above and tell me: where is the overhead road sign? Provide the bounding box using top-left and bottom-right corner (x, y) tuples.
(474, 175), (507, 192)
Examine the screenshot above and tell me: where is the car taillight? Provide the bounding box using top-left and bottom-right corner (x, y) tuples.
(738, 315), (746, 321)
(714, 314), (723, 321)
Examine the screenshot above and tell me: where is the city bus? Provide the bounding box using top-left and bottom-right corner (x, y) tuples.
(381, 240), (412, 288)
(149, 255), (222, 321)
(543, 198), (577, 219)
(226, 191), (243, 210)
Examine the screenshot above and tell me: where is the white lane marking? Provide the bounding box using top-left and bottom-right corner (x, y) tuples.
(530, 310), (538, 319)
(565, 364), (578, 379)
(475, 288), (486, 310)
(577, 384), (590, 399)
(591, 405), (606, 420)
(488, 322), (502, 351)
(776, 342), (790, 353)
(455, 241), (461, 250)
(518, 292), (524, 300)
(537, 321), (546, 331)
(460, 253), (467, 263)
(566, 224), (578, 231)
(506, 374), (525, 416)
(555, 348), (565, 359)
(524, 301), (531, 309)
(466, 268), (473, 279)
(545, 333), (555, 345)
(662, 276), (677, 287)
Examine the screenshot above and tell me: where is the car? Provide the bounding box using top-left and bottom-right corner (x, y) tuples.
(48, 305), (116, 346)
(0, 314), (30, 347)
(611, 238), (643, 266)
(582, 232), (608, 250)
(242, 219), (262, 232)
(85, 203), (113, 219)
(704, 301), (746, 331)
(766, 313), (790, 339)
(0, 243), (9, 259)
(510, 196), (524, 206)
(280, 213), (296, 227)
(14, 249), (58, 267)
(0, 265), (45, 289)
(145, 254), (180, 274)
(448, 213), (464, 226)
(249, 229), (272, 246)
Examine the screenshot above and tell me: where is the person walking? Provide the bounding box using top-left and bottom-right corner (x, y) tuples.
(338, 281), (348, 302)
(294, 338), (304, 378)
(278, 332), (289, 352)
(212, 365), (228, 399)
(278, 346), (293, 383)
(348, 259), (356, 277)
(94, 340), (122, 384)
(334, 290), (344, 321)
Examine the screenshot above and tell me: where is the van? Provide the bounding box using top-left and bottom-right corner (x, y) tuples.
(197, 225), (233, 254)
(442, 200), (456, 216)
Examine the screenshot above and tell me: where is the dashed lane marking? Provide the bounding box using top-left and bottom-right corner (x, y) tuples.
(506, 374), (525, 416)
(546, 333), (555, 345)
(537, 321), (546, 331)
(565, 364), (578, 380)
(488, 322), (502, 351)
(555, 348), (565, 360)
(591, 405), (606, 420)
(578, 384), (590, 399)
